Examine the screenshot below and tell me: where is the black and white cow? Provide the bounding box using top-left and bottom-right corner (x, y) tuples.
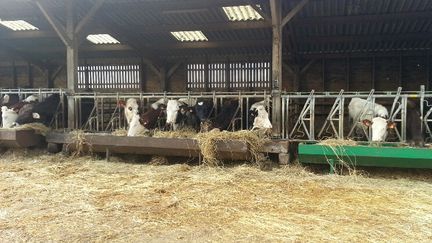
(15, 93), (60, 126)
(165, 98), (197, 131)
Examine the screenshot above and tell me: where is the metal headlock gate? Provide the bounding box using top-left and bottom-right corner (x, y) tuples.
(282, 85), (432, 143)
(0, 88), (67, 129)
(2, 87), (432, 144)
(70, 91), (271, 132)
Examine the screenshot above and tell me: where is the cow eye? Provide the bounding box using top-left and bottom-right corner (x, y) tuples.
(128, 107), (133, 111)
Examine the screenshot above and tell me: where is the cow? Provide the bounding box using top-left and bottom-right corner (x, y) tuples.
(209, 99), (239, 131)
(248, 99), (270, 128)
(348, 97), (394, 142)
(24, 95), (39, 103)
(251, 104), (272, 130)
(10, 94), (39, 112)
(175, 106), (199, 130)
(1, 106), (18, 128)
(0, 94), (19, 107)
(404, 99), (424, 146)
(165, 98), (197, 131)
(127, 100), (167, 136)
(195, 99), (214, 123)
(14, 93), (60, 126)
(120, 98), (140, 125)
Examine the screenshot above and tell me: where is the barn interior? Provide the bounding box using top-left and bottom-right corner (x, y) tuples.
(0, 0), (430, 92)
(1, 1), (432, 241)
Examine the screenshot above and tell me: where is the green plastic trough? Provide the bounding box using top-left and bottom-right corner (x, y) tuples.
(298, 143), (432, 169)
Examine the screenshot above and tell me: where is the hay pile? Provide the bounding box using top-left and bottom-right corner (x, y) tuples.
(0, 123), (50, 136)
(195, 130), (269, 166)
(0, 150), (431, 242)
(318, 138), (359, 175)
(66, 130), (92, 157)
(152, 128), (197, 139)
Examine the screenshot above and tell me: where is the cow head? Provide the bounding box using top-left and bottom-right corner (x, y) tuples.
(123, 98), (139, 124)
(24, 95), (39, 103)
(195, 100), (214, 123)
(362, 117), (396, 142)
(166, 100), (182, 129)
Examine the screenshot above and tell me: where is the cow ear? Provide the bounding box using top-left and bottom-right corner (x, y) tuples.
(387, 121), (396, 129)
(32, 113), (40, 119)
(117, 100), (126, 108)
(362, 119), (372, 127)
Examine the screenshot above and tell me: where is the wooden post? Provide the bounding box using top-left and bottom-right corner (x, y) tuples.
(204, 58), (209, 91)
(28, 62), (34, 88)
(399, 55), (403, 88)
(371, 56), (375, 89)
(12, 61), (17, 88)
(322, 58), (326, 91)
(140, 57), (146, 92)
(270, 0), (282, 138)
(225, 58), (230, 91)
(426, 52), (430, 91)
(66, 1), (78, 129)
(160, 66), (167, 91)
(345, 57), (350, 91)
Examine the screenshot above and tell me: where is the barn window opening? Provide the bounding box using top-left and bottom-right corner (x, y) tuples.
(86, 34), (120, 44)
(171, 31), (208, 42)
(222, 5), (264, 21)
(0, 20), (39, 31)
(78, 64), (140, 89)
(187, 61), (270, 90)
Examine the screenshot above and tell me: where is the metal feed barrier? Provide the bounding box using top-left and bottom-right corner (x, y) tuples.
(70, 91), (271, 132)
(2, 86), (432, 144)
(282, 85), (432, 143)
(0, 88), (67, 129)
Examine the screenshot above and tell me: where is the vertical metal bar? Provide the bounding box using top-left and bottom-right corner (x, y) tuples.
(401, 95), (407, 142)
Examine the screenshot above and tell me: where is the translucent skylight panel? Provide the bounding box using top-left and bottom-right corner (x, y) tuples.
(86, 34), (120, 44)
(171, 31), (208, 42)
(222, 5), (264, 21)
(0, 20), (39, 31)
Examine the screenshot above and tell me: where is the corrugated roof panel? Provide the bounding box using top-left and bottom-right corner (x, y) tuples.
(171, 31), (208, 42)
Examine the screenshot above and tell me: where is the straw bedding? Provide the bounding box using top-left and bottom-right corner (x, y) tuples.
(0, 149), (431, 242)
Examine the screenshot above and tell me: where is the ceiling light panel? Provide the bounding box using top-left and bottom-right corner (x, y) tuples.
(222, 5), (264, 21)
(0, 20), (39, 31)
(86, 34), (120, 44)
(171, 31), (208, 42)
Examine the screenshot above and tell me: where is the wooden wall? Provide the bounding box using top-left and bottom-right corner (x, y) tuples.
(0, 54), (430, 93)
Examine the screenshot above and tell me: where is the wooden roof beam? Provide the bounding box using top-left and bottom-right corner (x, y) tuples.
(294, 11), (432, 26)
(74, 0), (106, 35)
(35, 0), (71, 47)
(300, 32), (432, 44)
(281, 0), (309, 27)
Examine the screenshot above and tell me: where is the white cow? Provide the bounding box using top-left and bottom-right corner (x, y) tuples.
(1, 106), (18, 128)
(348, 98), (393, 142)
(24, 95), (39, 103)
(123, 98), (139, 125)
(251, 104), (272, 130)
(127, 113), (149, 136)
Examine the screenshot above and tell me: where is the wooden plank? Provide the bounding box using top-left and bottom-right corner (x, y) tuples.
(0, 129), (45, 148)
(74, 0), (106, 35)
(35, 0), (71, 47)
(281, 0), (310, 27)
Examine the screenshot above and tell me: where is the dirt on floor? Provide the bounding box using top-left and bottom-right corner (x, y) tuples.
(0, 149), (431, 242)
